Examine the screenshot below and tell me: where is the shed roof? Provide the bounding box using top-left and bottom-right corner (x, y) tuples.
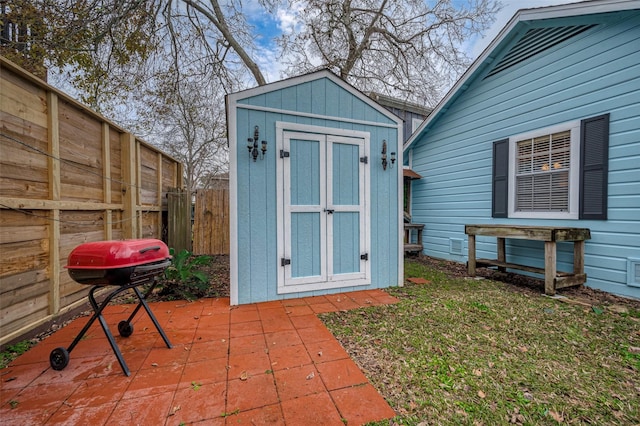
(403, 0), (640, 152)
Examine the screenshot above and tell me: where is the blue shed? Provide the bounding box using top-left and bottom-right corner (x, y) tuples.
(404, 0), (640, 299)
(227, 70), (404, 305)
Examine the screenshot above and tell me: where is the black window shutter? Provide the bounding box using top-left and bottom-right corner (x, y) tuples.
(492, 139), (509, 218)
(580, 113), (609, 220)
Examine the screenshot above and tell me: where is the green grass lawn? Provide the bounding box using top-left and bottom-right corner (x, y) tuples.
(321, 259), (640, 425)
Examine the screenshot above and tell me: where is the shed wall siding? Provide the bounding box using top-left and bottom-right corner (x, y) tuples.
(410, 13), (640, 298)
(233, 78), (400, 304)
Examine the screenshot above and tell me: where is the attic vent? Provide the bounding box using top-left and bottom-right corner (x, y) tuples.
(449, 238), (463, 255)
(627, 258), (640, 288)
(485, 24), (597, 78)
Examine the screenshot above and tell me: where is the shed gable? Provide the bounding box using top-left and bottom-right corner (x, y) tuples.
(235, 77), (397, 125)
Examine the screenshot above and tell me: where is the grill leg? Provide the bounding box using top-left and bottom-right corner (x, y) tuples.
(130, 285), (173, 349)
(87, 286), (131, 376)
(64, 284), (127, 354)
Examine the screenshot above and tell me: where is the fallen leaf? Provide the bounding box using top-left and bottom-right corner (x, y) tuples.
(478, 390), (486, 398)
(409, 401), (418, 410)
(151, 362), (159, 367)
(240, 371), (248, 381)
(549, 410), (564, 422)
(168, 405), (181, 416)
(317, 351), (323, 357)
(473, 369), (482, 377)
(306, 371), (315, 380)
(518, 346), (528, 353)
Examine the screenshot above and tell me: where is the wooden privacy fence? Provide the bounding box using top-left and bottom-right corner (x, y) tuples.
(193, 188), (229, 255)
(0, 57), (183, 345)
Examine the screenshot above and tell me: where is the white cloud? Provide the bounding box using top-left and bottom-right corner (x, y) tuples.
(276, 3), (305, 34)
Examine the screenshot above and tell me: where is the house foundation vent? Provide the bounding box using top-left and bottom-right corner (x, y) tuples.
(449, 238), (463, 255)
(627, 258), (640, 287)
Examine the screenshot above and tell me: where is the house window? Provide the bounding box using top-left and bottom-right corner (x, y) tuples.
(510, 123), (580, 218)
(493, 114), (609, 220)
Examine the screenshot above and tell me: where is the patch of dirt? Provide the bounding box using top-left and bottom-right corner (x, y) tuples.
(147, 254), (230, 301)
(413, 254), (640, 311)
(197, 254), (230, 298)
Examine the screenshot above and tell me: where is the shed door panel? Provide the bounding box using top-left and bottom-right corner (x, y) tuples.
(286, 135), (326, 285)
(280, 131), (367, 292)
(327, 136), (366, 280)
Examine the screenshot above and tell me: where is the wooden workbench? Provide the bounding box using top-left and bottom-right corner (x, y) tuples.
(465, 225), (591, 295)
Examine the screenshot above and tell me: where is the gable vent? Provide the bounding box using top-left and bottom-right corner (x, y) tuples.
(628, 258), (640, 288)
(485, 24), (597, 78)
(449, 238), (463, 255)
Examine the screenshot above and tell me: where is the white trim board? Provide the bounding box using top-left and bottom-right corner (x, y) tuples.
(236, 103), (399, 129)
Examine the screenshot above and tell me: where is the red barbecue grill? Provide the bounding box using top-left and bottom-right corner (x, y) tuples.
(49, 239), (173, 376)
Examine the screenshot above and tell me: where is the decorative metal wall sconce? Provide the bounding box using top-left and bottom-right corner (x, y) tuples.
(381, 140), (388, 170)
(247, 125), (267, 162)
(381, 140), (396, 170)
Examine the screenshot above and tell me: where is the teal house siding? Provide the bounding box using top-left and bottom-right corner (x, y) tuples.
(228, 71), (403, 304)
(405, 1), (640, 299)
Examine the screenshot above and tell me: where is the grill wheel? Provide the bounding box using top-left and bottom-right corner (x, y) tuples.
(50, 347), (70, 370)
(118, 321), (134, 337)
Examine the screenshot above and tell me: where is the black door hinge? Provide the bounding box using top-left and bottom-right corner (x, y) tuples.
(280, 150), (290, 158)
(360, 156), (368, 164)
(360, 253), (369, 261)
(281, 258), (291, 266)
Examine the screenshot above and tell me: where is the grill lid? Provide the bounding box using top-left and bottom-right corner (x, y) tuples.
(66, 239), (171, 270)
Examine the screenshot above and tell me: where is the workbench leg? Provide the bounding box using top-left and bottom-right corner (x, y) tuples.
(467, 235), (476, 276)
(544, 241), (557, 295)
(574, 241), (585, 276)
(497, 237), (506, 272)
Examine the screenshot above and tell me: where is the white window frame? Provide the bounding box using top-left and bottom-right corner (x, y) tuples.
(508, 120), (581, 220)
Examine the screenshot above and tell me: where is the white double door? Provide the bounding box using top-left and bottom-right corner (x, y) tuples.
(277, 130), (370, 293)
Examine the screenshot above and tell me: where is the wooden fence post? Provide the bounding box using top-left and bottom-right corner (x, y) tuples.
(47, 92), (60, 315)
(168, 187), (192, 253)
(102, 123), (113, 240)
(121, 132), (137, 238)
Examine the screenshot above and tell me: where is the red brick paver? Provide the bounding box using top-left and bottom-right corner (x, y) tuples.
(0, 291), (398, 425)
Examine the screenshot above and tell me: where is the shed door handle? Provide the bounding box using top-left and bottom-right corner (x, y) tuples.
(323, 209), (334, 214)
